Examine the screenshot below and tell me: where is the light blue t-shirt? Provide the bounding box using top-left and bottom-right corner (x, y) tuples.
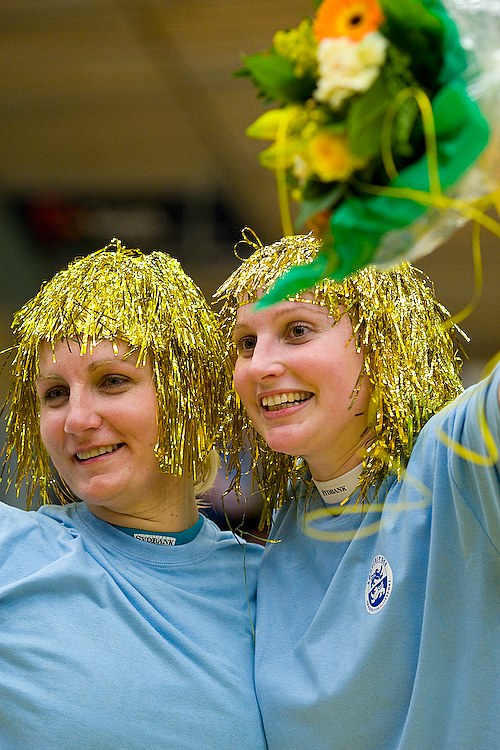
(0, 503), (267, 750)
(255, 365), (500, 750)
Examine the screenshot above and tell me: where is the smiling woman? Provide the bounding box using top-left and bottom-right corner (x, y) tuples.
(36, 340), (175, 526)
(232, 298), (371, 480)
(216, 230), (500, 750)
(0, 239), (267, 750)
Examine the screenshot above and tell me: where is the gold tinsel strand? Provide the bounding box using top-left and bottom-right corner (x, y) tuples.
(215, 232), (464, 526)
(2, 238), (232, 508)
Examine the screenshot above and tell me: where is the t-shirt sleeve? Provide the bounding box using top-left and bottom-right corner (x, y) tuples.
(439, 362), (500, 550)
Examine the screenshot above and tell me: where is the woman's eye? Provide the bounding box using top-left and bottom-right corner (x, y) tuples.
(42, 386), (68, 404)
(288, 323), (310, 339)
(235, 336), (256, 356)
(101, 374), (129, 389)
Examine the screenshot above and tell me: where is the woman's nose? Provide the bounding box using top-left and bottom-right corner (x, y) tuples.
(247, 339), (285, 381)
(64, 391), (102, 434)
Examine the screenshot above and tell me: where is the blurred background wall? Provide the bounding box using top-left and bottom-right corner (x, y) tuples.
(1, 0), (499, 517)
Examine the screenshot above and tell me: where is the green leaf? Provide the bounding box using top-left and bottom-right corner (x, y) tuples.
(256, 253), (331, 308)
(233, 65), (252, 79)
(347, 78), (391, 160)
(380, 0), (442, 33)
(242, 50), (315, 104)
(379, 0), (444, 87)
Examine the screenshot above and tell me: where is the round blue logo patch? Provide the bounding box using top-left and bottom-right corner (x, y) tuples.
(365, 555), (393, 613)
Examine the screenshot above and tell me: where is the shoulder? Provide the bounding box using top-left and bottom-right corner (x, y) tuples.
(407, 364), (500, 545)
(409, 360), (500, 463)
(0, 502), (83, 583)
(0, 501), (85, 558)
(202, 515), (263, 555)
(0, 501), (77, 534)
(37, 502), (88, 537)
(200, 516), (264, 585)
(418, 363), (500, 448)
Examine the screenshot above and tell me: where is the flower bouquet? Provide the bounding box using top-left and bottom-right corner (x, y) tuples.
(239, 0), (500, 299)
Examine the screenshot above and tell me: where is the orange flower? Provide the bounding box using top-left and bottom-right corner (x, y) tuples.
(307, 130), (366, 182)
(314, 0), (384, 42)
(305, 209), (332, 239)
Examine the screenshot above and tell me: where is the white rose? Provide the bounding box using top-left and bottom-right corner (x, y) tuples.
(314, 32), (388, 110)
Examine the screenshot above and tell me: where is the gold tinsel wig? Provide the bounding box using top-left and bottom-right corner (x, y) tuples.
(215, 231), (465, 525)
(2, 238), (231, 507)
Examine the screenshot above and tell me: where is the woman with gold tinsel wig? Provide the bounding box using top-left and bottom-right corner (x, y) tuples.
(0, 239), (267, 750)
(215, 231), (500, 750)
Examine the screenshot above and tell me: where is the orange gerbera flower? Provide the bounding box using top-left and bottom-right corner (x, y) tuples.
(314, 0), (384, 42)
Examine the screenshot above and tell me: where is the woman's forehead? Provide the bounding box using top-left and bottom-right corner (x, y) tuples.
(235, 297), (333, 326)
(38, 337), (140, 364)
